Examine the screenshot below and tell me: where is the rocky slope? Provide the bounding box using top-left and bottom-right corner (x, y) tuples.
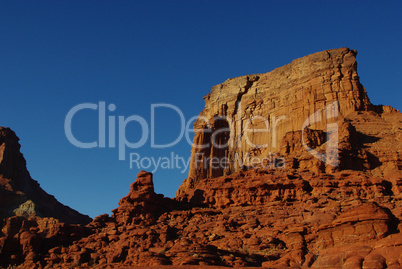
(0, 127), (91, 224)
(1, 48), (401, 268)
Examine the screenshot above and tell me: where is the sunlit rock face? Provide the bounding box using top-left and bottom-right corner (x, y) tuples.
(179, 47), (400, 196)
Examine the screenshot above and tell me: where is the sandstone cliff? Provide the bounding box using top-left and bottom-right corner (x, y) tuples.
(178, 47), (400, 196)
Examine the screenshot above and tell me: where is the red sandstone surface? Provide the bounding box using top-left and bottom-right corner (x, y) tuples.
(1, 48), (401, 268)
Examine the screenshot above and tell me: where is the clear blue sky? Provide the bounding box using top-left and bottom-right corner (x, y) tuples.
(1, 1), (401, 218)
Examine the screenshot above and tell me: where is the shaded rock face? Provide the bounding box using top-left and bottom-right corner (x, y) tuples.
(1, 48), (402, 268)
(0, 127), (91, 225)
(0, 216), (90, 266)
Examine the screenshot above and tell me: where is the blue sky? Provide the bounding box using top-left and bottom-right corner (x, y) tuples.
(1, 1), (401, 218)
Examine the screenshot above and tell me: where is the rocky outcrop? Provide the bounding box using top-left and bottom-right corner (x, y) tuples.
(9, 169), (400, 268)
(175, 168), (402, 267)
(0, 127), (91, 225)
(111, 170), (179, 226)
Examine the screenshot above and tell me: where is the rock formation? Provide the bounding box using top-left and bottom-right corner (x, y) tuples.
(1, 48), (401, 268)
(0, 127), (91, 224)
(111, 170), (179, 226)
(179, 48), (397, 195)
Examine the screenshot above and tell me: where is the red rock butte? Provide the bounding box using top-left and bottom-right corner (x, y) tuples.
(1, 48), (401, 268)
